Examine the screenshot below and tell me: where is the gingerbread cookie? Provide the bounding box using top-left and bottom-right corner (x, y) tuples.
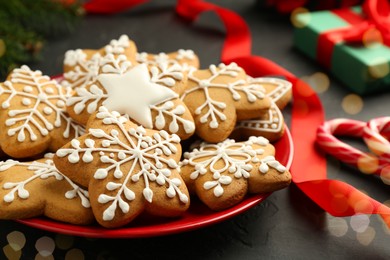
(247, 77), (292, 109)
(54, 106), (190, 228)
(232, 77), (291, 142)
(0, 154), (93, 225)
(66, 57), (195, 140)
(180, 63), (272, 143)
(233, 102), (285, 142)
(62, 35), (138, 89)
(0, 66), (85, 158)
(180, 136), (291, 211)
(136, 49), (200, 73)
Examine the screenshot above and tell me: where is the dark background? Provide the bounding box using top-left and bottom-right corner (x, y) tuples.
(1, 1), (390, 259)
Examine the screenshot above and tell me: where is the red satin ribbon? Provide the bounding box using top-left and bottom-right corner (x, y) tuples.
(83, 0), (390, 227)
(317, 0), (390, 68)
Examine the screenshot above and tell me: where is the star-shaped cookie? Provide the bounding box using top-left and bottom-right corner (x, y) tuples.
(180, 63), (272, 143)
(180, 136), (291, 211)
(66, 56), (195, 140)
(0, 154), (93, 225)
(54, 106), (190, 228)
(0, 66), (84, 158)
(62, 35), (138, 89)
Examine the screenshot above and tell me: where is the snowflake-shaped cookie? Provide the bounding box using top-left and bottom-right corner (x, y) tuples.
(233, 77), (292, 142)
(0, 66), (85, 158)
(66, 57), (195, 140)
(62, 35), (138, 89)
(181, 63), (272, 143)
(54, 106), (190, 228)
(0, 154), (93, 225)
(180, 136), (291, 211)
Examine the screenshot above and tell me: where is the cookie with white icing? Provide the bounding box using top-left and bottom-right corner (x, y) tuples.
(180, 63), (272, 143)
(233, 102), (285, 142)
(0, 154), (93, 225)
(136, 50), (200, 93)
(180, 136), (291, 211)
(62, 34), (138, 89)
(66, 56), (196, 140)
(0, 66), (85, 158)
(247, 77), (292, 110)
(54, 106), (190, 228)
(232, 77), (291, 142)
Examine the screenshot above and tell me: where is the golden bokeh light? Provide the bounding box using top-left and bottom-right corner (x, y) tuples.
(291, 8), (310, 28)
(35, 237), (55, 257)
(380, 166), (390, 185)
(302, 72), (330, 93)
(356, 226), (376, 246)
(357, 153), (379, 174)
(65, 248), (85, 260)
(341, 94), (364, 115)
(7, 231), (26, 251)
(368, 58), (389, 79)
(3, 244), (22, 260)
(363, 28), (383, 47)
(327, 217), (348, 237)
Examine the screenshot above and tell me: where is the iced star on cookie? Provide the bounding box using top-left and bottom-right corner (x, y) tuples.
(66, 55), (195, 140)
(98, 64), (178, 129)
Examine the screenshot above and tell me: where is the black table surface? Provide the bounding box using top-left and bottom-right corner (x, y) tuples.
(1, 1), (390, 259)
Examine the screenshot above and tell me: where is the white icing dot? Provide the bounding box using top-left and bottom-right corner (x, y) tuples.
(22, 98), (31, 106)
(44, 87), (54, 94)
(23, 86), (33, 93)
(56, 100), (65, 108)
(273, 118), (279, 123)
(43, 107), (53, 115)
(37, 93), (48, 101)
(264, 124), (269, 128)
(271, 124), (277, 129)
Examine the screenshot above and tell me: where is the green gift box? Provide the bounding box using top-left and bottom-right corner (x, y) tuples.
(293, 7), (390, 95)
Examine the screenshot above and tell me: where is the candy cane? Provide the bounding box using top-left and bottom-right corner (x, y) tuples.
(316, 118), (390, 175)
(363, 117), (390, 160)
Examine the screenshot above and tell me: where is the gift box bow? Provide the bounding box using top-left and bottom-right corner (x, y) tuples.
(318, 0), (390, 68)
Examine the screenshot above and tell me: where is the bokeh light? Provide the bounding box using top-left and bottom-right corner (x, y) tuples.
(350, 214), (370, 233)
(380, 166), (390, 185)
(7, 231), (26, 251)
(65, 248), (85, 260)
(341, 94), (363, 115)
(291, 8), (310, 28)
(356, 153), (378, 174)
(301, 72), (330, 93)
(35, 237), (55, 257)
(327, 217), (348, 237)
(356, 226), (376, 246)
(3, 244), (22, 260)
(363, 28), (383, 47)
(368, 57), (389, 79)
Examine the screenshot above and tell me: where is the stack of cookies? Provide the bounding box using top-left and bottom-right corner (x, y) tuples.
(0, 35), (292, 228)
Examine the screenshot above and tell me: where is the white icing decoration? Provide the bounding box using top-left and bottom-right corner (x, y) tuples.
(247, 77), (292, 104)
(97, 64), (178, 129)
(182, 136), (286, 197)
(63, 52), (102, 89)
(0, 66), (85, 142)
(136, 49), (196, 71)
(56, 106), (188, 221)
(104, 35), (130, 55)
(181, 63), (266, 128)
(236, 102), (283, 133)
(0, 158), (90, 207)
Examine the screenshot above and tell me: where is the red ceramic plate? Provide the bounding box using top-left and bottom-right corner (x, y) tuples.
(16, 126), (293, 238)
